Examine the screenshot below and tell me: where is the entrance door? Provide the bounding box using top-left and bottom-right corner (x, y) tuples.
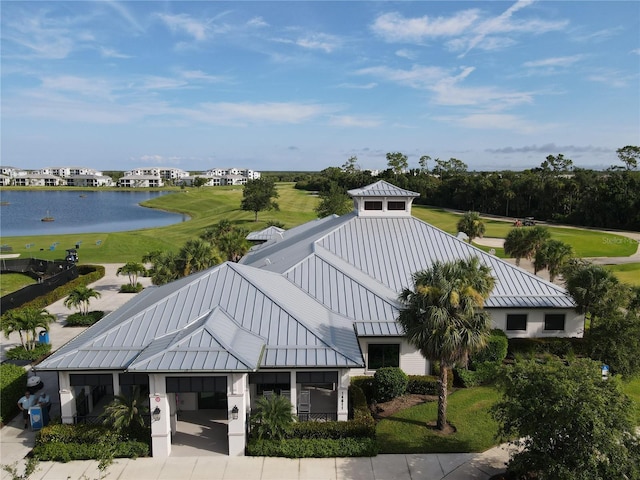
(198, 377), (228, 409)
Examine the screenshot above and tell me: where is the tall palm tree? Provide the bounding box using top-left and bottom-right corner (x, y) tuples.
(533, 240), (573, 282)
(1, 307), (55, 350)
(64, 285), (101, 316)
(398, 257), (496, 431)
(217, 229), (250, 262)
(456, 211), (485, 244)
(146, 250), (181, 285)
(116, 262), (146, 286)
(503, 228), (530, 266)
(179, 238), (221, 276)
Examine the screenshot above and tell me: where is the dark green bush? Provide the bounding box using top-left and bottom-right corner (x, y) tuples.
(5, 343), (51, 361)
(373, 367), (408, 402)
(65, 311), (104, 327)
(349, 384), (375, 429)
(471, 329), (508, 365)
(119, 283), (143, 293)
(508, 337), (582, 358)
(406, 375), (439, 395)
(247, 437), (377, 458)
(0, 363), (28, 423)
(454, 361), (501, 388)
(350, 376), (375, 403)
(287, 419), (375, 439)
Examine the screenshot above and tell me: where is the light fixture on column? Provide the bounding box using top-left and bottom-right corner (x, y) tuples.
(231, 405), (239, 420)
(152, 407), (161, 422)
(341, 391), (344, 409)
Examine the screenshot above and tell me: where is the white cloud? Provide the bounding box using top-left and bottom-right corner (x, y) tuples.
(328, 115), (382, 128)
(338, 82), (378, 89)
(186, 101), (338, 125)
(247, 16), (268, 28)
(296, 33), (341, 53)
(442, 113), (551, 134)
(156, 13), (209, 41)
(371, 10), (479, 42)
(587, 69), (635, 88)
(40, 75), (115, 99)
(523, 55), (584, 68)
(100, 47), (132, 59)
(395, 49), (417, 60)
(631, 48), (640, 55)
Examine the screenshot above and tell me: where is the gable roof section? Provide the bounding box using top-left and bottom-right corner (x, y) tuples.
(246, 226), (285, 242)
(347, 180), (419, 198)
(127, 308), (265, 372)
(39, 261), (363, 371)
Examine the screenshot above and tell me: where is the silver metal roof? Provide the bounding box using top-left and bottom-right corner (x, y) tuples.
(246, 226), (285, 241)
(347, 180), (419, 198)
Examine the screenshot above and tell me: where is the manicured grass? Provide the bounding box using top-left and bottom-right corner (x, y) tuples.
(0, 184), (319, 264)
(412, 205), (637, 258)
(376, 386), (501, 453)
(605, 263), (640, 286)
(622, 376), (640, 425)
(0, 272), (36, 296)
(1, 184), (635, 264)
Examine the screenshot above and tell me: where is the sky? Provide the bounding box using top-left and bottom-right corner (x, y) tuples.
(1, 1), (639, 173)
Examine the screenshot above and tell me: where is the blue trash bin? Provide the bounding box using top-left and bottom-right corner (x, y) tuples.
(38, 331), (50, 344)
(29, 405), (44, 431)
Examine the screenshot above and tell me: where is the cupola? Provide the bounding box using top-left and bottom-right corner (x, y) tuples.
(347, 180), (420, 217)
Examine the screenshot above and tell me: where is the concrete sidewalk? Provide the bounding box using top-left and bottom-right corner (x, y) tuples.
(1, 265), (513, 479)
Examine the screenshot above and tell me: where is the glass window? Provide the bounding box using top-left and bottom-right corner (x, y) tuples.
(506, 314), (527, 331)
(544, 313), (565, 331)
(364, 201), (383, 210)
(367, 344), (400, 370)
(387, 201), (406, 211)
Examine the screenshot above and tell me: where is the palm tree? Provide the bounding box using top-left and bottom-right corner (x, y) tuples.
(101, 386), (148, 433)
(398, 257), (496, 431)
(456, 211), (485, 244)
(64, 285), (101, 316)
(217, 228), (250, 262)
(503, 228), (530, 266)
(533, 240), (573, 282)
(250, 394), (294, 440)
(179, 238), (221, 276)
(1, 307), (55, 350)
(116, 262), (146, 287)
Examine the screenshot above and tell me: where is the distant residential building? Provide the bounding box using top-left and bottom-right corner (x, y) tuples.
(127, 167), (189, 181)
(0, 166), (26, 178)
(118, 175), (164, 188)
(12, 174), (65, 187)
(40, 166), (103, 177)
(205, 167), (260, 180)
(0, 175), (10, 186)
(180, 174), (224, 187)
(67, 174), (114, 187)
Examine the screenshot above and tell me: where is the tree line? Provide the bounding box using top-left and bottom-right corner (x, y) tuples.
(294, 146), (640, 230)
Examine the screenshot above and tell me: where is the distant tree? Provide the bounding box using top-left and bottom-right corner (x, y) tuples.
(589, 309), (640, 377)
(398, 257), (495, 431)
(142, 250), (181, 286)
(503, 226), (550, 266)
(433, 157), (468, 177)
(179, 238), (221, 276)
(266, 219), (285, 228)
(241, 178), (280, 221)
(418, 155), (431, 173)
(386, 152), (409, 175)
(456, 211), (485, 244)
(116, 262), (146, 287)
(192, 176), (208, 188)
(616, 145), (639, 170)
(533, 239), (573, 282)
(1, 307), (55, 351)
(315, 183), (352, 218)
(64, 286), (101, 316)
(341, 155), (360, 174)
(541, 153), (574, 173)
(493, 357), (639, 480)
(216, 228), (250, 262)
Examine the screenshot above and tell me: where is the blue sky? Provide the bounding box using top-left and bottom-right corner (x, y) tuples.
(2, 1), (639, 173)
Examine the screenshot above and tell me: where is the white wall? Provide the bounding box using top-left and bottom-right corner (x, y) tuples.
(353, 337), (429, 376)
(489, 308), (584, 338)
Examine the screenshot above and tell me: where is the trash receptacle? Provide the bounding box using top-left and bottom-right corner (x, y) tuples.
(29, 405), (44, 431)
(38, 331), (50, 344)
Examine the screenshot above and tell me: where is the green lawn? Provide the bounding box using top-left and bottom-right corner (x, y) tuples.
(623, 376), (640, 425)
(0, 184), (635, 264)
(376, 386), (501, 453)
(0, 272), (37, 297)
(605, 263), (640, 286)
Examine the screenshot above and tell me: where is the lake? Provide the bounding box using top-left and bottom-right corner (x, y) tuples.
(0, 190), (188, 237)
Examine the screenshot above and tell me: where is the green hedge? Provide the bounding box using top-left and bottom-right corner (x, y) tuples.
(65, 311), (105, 327)
(508, 337), (584, 358)
(471, 329), (508, 365)
(350, 376), (375, 403)
(119, 283), (144, 293)
(246, 437), (377, 458)
(406, 375), (439, 395)
(454, 361), (501, 388)
(34, 424), (149, 461)
(5, 343), (51, 361)
(287, 418), (375, 439)
(0, 363), (28, 424)
(20, 265), (105, 311)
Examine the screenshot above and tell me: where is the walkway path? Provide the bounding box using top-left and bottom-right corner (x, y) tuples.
(1, 265), (513, 479)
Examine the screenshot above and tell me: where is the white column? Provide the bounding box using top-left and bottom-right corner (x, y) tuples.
(337, 369), (349, 421)
(149, 375), (171, 458)
(112, 373), (121, 395)
(227, 373), (247, 456)
(290, 371), (298, 415)
(58, 372), (76, 424)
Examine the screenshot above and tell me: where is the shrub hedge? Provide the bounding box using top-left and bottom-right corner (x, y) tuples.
(34, 423), (149, 461)
(5, 343), (51, 361)
(471, 329), (508, 365)
(119, 283), (143, 293)
(20, 265), (105, 311)
(508, 337), (583, 358)
(287, 418), (375, 440)
(350, 376), (375, 403)
(0, 363), (28, 424)
(373, 367), (408, 402)
(406, 375), (439, 395)
(65, 311), (105, 327)
(454, 361), (502, 388)
(246, 437), (377, 458)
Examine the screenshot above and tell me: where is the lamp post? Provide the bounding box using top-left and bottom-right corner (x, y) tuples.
(152, 407), (161, 422)
(231, 405), (239, 420)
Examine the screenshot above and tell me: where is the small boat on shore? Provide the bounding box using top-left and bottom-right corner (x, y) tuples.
(41, 211), (54, 222)
(0, 201), (9, 206)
